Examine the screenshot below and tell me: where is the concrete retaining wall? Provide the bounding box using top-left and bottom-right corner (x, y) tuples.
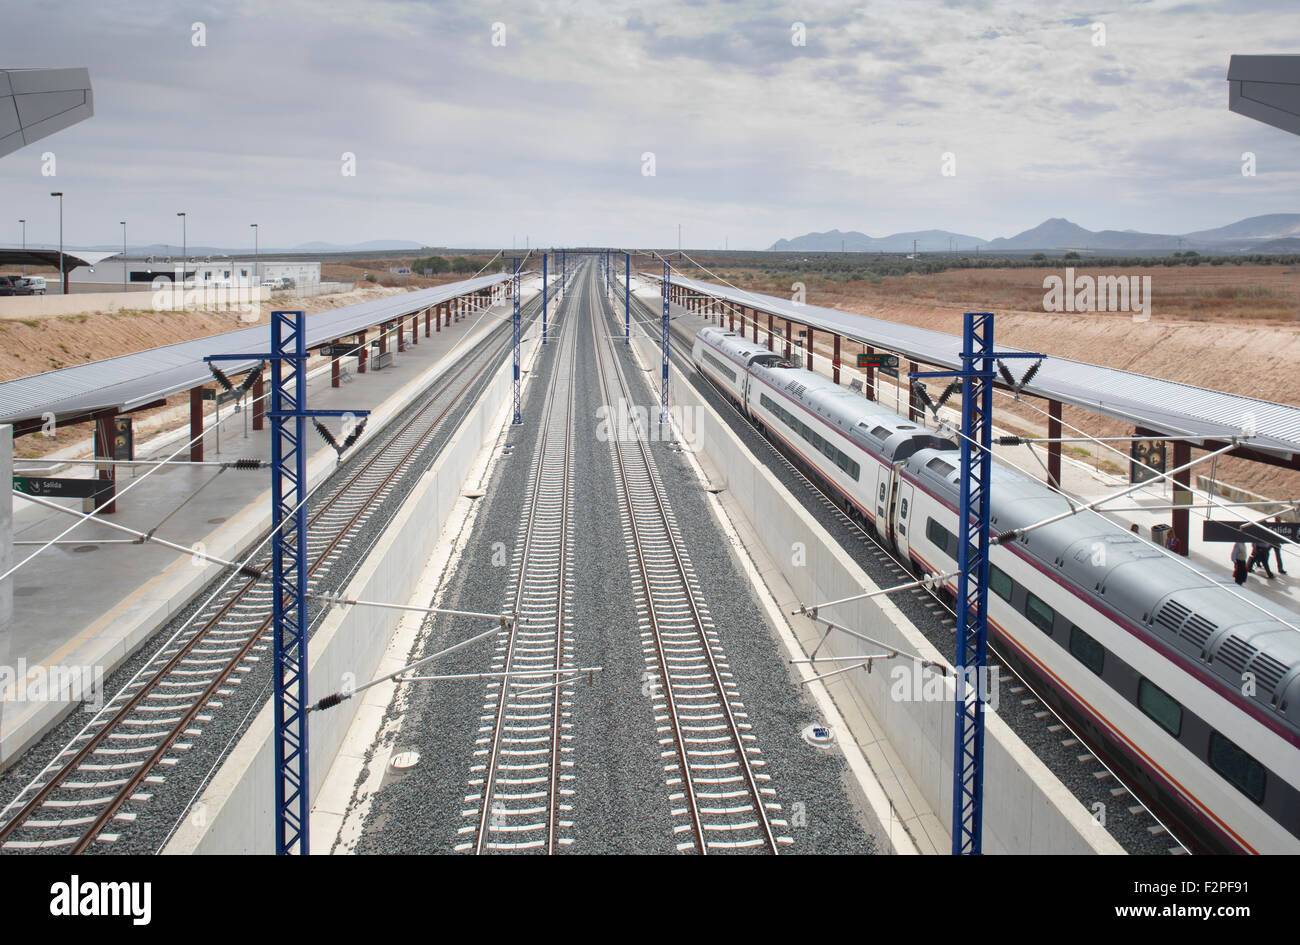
(165, 329), (534, 854)
(628, 329), (1119, 855)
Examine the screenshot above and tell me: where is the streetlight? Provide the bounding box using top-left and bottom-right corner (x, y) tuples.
(120, 221), (127, 292)
(50, 193), (63, 294)
(18, 219), (25, 276)
(250, 223), (258, 283)
(176, 211), (187, 285)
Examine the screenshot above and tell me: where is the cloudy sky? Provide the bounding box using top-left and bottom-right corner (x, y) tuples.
(2, 0), (1297, 251)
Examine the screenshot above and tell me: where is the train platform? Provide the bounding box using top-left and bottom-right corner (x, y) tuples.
(0, 284), (543, 769)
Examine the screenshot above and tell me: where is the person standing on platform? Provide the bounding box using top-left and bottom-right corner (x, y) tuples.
(1250, 540), (1275, 579)
(1269, 517), (1288, 575)
(1231, 541), (1249, 585)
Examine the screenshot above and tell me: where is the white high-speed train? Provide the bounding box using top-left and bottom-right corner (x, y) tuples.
(693, 325), (1300, 854)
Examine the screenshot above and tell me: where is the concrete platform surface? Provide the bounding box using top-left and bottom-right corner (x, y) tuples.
(0, 282), (545, 768)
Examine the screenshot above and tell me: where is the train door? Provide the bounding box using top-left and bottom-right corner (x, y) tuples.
(895, 479), (915, 558)
(873, 465), (890, 541)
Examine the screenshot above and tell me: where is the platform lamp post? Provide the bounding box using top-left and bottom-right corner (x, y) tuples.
(912, 314), (1044, 855)
(18, 219), (24, 276)
(120, 221), (126, 292)
(250, 223), (259, 283)
(49, 192), (63, 294)
(625, 252), (630, 345)
(176, 211), (187, 286)
(660, 257), (670, 423)
(541, 252), (548, 346)
(509, 256), (522, 425)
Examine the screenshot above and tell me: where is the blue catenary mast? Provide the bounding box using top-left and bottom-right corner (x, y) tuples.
(206, 310), (367, 854)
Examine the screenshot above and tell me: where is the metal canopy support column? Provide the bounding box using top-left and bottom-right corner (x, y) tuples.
(806, 327), (814, 371)
(253, 371), (265, 431)
(767, 313), (774, 351)
(833, 333), (841, 385)
(357, 331), (367, 373)
(865, 346), (876, 401)
(908, 360), (921, 422)
(914, 314), (1043, 856)
(92, 410), (116, 515)
(661, 259), (670, 422)
(189, 387), (204, 462)
(1047, 399), (1063, 489)
(625, 253), (630, 345)
(784, 319), (792, 360)
(511, 258), (522, 425)
(1173, 440), (1191, 555)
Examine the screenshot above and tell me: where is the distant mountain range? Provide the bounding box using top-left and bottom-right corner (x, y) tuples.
(768, 214), (1300, 254)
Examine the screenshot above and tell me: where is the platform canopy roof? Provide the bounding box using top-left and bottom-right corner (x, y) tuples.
(643, 272), (1300, 466)
(0, 67), (93, 159)
(1228, 54), (1300, 137)
(0, 248), (118, 273)
(0, 272), (512, 433)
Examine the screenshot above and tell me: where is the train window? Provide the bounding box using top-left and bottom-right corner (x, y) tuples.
(879, 483), (887, 503)
(1024, 593), (1054, 634)
(1208, 732), (1266, 804)
(811, 431), (824, 450)
(849, 460), (860, 480)
(899, 498), (909, 520)
(1069, 626), (1105, 676)
(1138, 679), (1182, 738)
(926, 518), (950, 553)
(989, 565), (1012, 602)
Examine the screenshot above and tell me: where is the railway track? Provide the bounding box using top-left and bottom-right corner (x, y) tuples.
(458, 276), (579, 854)
(624, 290), (1185, 854)
(591, 275), (787, 854)
(0, 292), (548, 854)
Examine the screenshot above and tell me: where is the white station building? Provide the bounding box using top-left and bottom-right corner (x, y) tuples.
(70, 258), (323, 291)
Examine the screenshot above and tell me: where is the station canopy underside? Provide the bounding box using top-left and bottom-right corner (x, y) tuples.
(0, 248), (118, 272)
(0, 272), (512, 431)
(646, 272), (1300, 466)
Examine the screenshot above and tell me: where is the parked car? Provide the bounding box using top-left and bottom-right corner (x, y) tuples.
(23, 276), (46, 295)
(0, 275), (37, 296)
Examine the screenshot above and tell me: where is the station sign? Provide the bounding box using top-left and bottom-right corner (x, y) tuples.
(13, 475), (113, 500)
(1129, 439), (1167, 485)
(317, 343), (357, 358)
(857, 352), (900, 371)
(112, 417), (133, 461)
(1203, 519), (1300, 544)
(200, 388), (241, 406)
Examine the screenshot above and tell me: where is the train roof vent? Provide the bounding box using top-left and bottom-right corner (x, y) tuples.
(926, 457), (956, 477)
(1215, 634), (1258, 677)
(868, 425), (890, 439)
(1249, 652), (1289, 699)
(1179, 612), (1216, 651)
(1154, 599), (1190, 634)
(786, 381), (807, 397)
